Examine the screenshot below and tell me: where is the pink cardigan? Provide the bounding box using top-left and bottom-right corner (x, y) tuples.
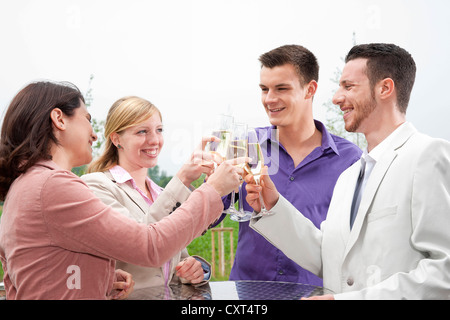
(0, 161), (222, 299)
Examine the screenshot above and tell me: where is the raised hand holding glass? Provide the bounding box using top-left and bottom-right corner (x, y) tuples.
(224, 122), (247, 217)
(247, 129), (272, 218)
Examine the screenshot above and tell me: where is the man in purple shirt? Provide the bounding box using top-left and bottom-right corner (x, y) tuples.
(226, 45), (361, 286)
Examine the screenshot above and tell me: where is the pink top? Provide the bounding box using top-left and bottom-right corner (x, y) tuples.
(0, 161), (222, 299)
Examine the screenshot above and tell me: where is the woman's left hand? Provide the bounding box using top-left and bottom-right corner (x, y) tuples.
(109, 269), (135, 300)
(175, 257), (205, 284)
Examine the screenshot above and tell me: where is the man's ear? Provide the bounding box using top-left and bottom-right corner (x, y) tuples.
(50, 108), (66, 131)
(304, 80), (318, 99)
(378, 78), (395, 100)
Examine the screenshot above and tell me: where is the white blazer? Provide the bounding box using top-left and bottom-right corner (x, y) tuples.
(251, 123), (450, 299)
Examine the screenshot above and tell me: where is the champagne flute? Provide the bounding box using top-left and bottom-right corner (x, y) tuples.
(205, 114), (233, 164)
(205, 114), (233, 215)
(247, 129), (272, 218)
(230, 174), (253, 222)
(230, 123), (253, 222)
(224, 122), (247, 215)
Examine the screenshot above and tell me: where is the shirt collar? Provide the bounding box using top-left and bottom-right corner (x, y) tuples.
(257, 120), (340, 156)
(315, 120), (340, 156)
(110, 165), (134, 184)
(109, 165), (163, 195)
(363, 122), (408, 164)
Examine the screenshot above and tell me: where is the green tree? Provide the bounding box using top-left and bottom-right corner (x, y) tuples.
(85, 74), (106, 159)
(72, 74), (105, 176)
(148, 165), (172, 188)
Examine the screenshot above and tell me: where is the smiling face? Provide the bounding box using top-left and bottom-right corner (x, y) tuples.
(61, 101), (98, 168)
(332, 58), (377, 133)
(259, 64), (313, 129)
(112, 114), (164, 171)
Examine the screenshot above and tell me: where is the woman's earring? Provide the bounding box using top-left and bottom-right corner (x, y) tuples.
(117, 144), (122, 149)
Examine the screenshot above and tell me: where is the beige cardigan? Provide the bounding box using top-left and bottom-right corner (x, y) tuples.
(81, 171), (211, 289)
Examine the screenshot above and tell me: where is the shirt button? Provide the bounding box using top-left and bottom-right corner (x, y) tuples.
(278, 269), (284, 275)
(289, 176), (294, 181)
(347, 277), (354, 286)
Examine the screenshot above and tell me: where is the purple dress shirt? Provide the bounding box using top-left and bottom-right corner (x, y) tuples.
(226, 121), (362, 286)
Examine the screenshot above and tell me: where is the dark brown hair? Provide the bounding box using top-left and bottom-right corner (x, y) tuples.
(0, 81), (85, 200)
(259, 44), (319, 86)
(345, 43), (416, 113)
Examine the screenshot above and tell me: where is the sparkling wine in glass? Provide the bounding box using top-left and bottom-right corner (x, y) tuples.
(205, 114), (233, 163)
(230, 167), (253, 222)
(247, 129), (272, 218)
(224, 123), (247, 217)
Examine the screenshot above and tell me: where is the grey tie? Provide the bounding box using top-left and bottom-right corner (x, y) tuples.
(350, 159), (366, 229)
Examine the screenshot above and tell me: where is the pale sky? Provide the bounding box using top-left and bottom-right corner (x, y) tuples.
(1, 0), (449, 175)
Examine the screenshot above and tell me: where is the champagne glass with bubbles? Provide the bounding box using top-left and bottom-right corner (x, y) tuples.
(247, 128), (272, 218)
(205, 114), (234, 215)
(205, 114), (233, 164)
(226, 123), (252, 221)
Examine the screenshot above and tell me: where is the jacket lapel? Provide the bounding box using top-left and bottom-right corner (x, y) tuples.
(344, 150), (398, 255)
(343, 123), (417, 257)
(104, 171), (149, 216)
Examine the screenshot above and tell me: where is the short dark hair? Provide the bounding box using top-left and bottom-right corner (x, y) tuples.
(0, 81), (84, 200)
(259, 44), (319, 86)
(345, 43), (416, 113)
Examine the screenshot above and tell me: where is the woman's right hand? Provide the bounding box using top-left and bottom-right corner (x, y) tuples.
(176, 136), (223, 187)
(206, 157), (248, 197)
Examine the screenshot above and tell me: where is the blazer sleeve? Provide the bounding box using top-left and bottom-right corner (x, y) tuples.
(40, 171), (224, 268)
(250, 194), (324, 276)
(152, 175), (192, 218)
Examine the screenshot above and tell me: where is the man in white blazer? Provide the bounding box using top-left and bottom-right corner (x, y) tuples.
(246, 43), (450, 299)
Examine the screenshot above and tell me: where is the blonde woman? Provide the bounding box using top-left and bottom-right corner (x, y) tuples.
(82, 96), (219, 289)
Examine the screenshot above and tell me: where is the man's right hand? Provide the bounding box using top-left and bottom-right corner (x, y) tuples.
(245, 166), (279, 212)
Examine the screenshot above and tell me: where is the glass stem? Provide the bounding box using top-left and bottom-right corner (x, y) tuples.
(256, 176), (267, 212)
(228, 190), (236, 210)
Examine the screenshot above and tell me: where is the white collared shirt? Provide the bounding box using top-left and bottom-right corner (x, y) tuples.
(355, 122), (408, 214)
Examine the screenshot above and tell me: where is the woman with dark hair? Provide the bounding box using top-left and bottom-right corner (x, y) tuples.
(0, 81), (244, 299)
(0, 81), (88, 196)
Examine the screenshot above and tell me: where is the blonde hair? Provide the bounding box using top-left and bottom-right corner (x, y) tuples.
(88, 96), (162, 173)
